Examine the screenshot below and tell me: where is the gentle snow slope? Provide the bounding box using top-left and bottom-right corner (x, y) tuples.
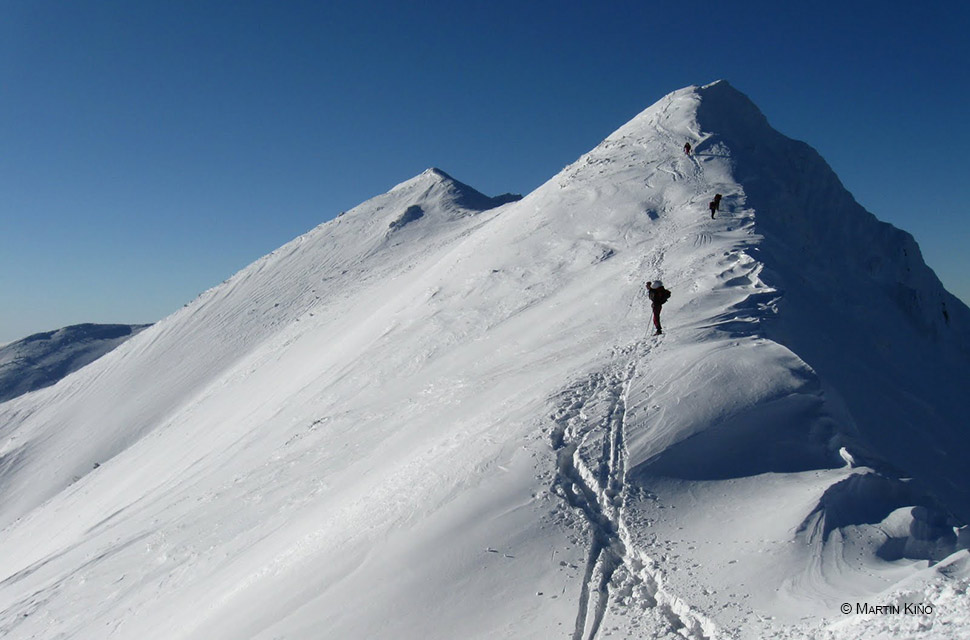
(0, 82), (967, 640)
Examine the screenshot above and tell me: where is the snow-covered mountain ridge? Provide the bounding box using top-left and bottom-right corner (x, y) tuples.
(0, 323), (150, 404)
(0, 81), (967, 639)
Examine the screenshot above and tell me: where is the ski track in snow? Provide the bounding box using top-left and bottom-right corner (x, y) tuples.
(550, 335), (715, 640)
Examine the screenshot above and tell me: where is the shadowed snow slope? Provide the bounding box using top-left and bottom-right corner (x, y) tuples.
(0, 82), (967, 640)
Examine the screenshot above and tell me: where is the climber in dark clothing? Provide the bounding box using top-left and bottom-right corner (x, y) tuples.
(684, 142), (692, 155)
(709, 193), (722, 219)
(647, 280), (671, 335)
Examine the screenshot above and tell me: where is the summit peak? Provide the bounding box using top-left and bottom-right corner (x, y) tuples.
(693, 80), (772, 138)
(698, 78), (736, 92)
(420, 167), (455, 183)
(389, 167), (521, 213)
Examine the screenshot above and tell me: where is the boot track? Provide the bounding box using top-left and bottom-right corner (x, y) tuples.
(549, 344), (715, 640)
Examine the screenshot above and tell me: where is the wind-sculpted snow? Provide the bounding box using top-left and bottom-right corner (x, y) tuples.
(0, 82), (967, 639)
(692, 82), (970, 523)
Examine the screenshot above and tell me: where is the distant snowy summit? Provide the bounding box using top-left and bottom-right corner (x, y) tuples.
(0, 323), (151, 403)
(382, 168), (522, 230)
(410, 167), (522, 210)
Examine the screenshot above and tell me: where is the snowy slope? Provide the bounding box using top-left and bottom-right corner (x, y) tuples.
(0, 82), (967, 640)
(0, 324), (150, 404)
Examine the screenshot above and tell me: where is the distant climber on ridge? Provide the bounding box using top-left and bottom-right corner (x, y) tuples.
(647, 280), (671, 335)
(709, 193), (722, 219)
(683, 142), (692, 155)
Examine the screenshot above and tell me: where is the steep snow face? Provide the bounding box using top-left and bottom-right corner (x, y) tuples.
(0, 84), (967, 640)
(0, 324), (150, 403)
(692, 81), (970, 520)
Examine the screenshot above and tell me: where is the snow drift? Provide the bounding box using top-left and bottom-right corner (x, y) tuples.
(0, 81), (967, 640)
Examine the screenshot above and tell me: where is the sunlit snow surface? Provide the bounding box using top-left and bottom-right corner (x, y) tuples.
(1, 82), (968, 639)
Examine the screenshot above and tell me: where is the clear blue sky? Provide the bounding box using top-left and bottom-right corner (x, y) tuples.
(2, 1), (968, 343)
